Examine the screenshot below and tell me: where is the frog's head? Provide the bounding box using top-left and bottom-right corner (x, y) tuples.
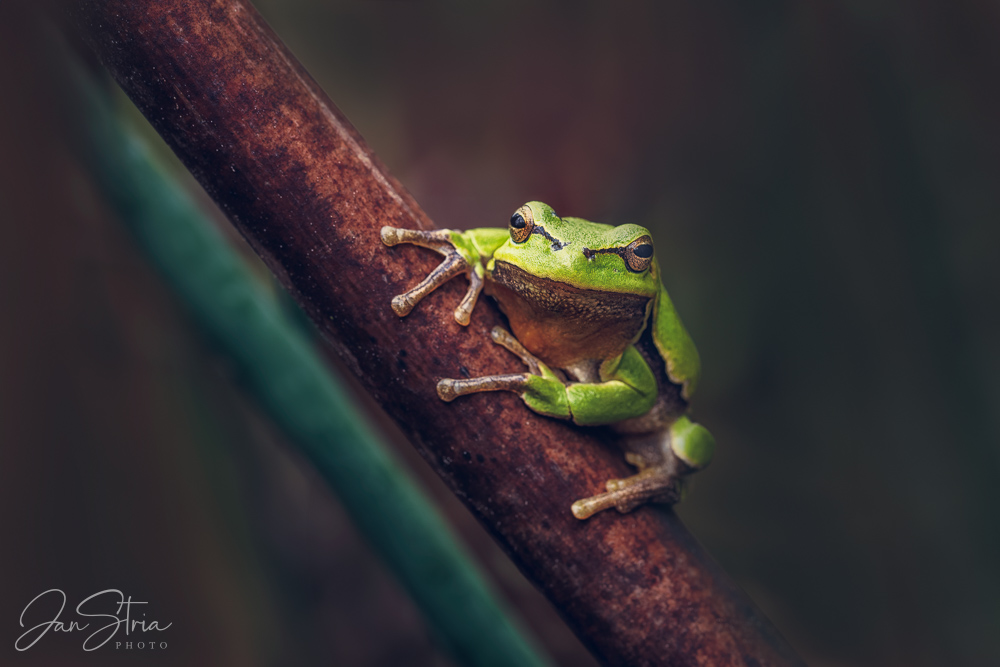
(493, 201), (660, 297)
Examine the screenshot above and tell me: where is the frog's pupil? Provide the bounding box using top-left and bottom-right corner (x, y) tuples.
(510, 213), (526, 229)
(634, 244), (653, 258)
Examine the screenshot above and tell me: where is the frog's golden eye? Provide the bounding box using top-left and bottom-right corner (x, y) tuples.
(509, 205), (535, 243)
(623, 236), (654, 272)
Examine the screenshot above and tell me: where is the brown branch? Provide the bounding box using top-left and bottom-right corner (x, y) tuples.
(64, 2), (804, 665)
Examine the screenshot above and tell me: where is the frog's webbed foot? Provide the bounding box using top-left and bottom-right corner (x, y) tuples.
(381, 226), (484, 325)
(437, 326), (552, 401)
(570, 466), (683, 520)
(436, 327), (572, 419)
(571, 417), (714, 519)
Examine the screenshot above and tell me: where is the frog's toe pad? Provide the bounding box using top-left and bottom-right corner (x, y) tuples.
(391, 293), (418, 317)
(380, 226), (402, 246)
(437, 379), (460, 402)
(605, 478), (627, 492)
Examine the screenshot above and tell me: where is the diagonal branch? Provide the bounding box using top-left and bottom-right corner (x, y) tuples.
(64, 1), (804, 665)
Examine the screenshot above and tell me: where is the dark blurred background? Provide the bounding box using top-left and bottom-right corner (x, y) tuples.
(2, 1), (999, 665)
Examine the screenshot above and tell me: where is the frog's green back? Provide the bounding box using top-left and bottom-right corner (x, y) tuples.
(651, 278), (701, 400)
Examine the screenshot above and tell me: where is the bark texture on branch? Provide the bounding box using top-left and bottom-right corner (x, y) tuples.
(65, 2), (804, 665)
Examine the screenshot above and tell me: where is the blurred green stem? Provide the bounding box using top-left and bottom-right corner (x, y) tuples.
(68, 57), (550, 667)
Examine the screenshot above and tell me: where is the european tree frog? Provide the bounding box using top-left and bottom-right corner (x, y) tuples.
(381, 202), (714, 519)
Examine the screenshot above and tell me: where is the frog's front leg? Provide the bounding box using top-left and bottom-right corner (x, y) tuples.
(437, 327), (572, 419)
(438, 327), (659, 426)
(381, 226), (508, 325)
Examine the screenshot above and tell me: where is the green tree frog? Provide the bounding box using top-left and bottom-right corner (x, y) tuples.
(381, 202), (714, 519)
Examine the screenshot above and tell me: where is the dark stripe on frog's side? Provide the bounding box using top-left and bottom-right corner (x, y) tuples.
(487, 260), (652, 368)
(613, 324), (689, 435)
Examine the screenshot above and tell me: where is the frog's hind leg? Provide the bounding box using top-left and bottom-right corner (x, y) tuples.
(571, 417), (715, 519)
(569, 429), (684, 520)
(570, 459), (683, 520)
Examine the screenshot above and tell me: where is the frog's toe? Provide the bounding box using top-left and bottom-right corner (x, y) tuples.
(380, 226), (454, 249)
(489, 327), (544, 375)
(380, 226), (402, 246)
(436, 374), (531, 402)
(452, 270), (484, 326)
(605, 478), (627, 492)
(391, 293), (418, 317)
(389, 253), (467, 317)
(436, 379), (460, 402)
(571, 468), (682, 520)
